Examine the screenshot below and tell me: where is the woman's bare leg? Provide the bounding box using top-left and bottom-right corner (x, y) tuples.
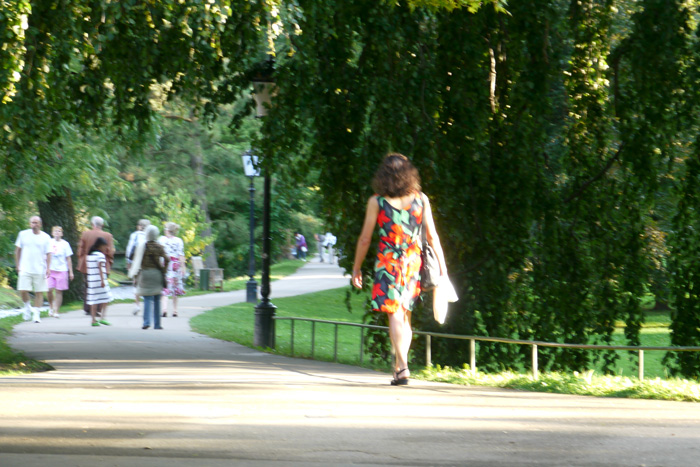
(53, 290), (63, 316)
(47, 289), (54, 314)
(90, 304), (98, 324)
(388, 309), (412, 377)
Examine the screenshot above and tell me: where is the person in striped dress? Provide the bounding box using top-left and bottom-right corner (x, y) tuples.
(85, 237), (114, 327)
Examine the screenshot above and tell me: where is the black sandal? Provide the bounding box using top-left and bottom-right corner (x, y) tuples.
(391, 368), (409, 386)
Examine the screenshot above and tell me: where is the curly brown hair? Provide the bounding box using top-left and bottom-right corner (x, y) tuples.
(371, 153), (421, 198)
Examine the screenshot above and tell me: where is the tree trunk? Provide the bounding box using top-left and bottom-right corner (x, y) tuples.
(37, 188), (84, 303)
(189, 119), (219, 269)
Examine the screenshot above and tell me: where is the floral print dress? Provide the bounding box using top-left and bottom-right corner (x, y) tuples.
(371, 194), (424, 314)
(158, 235), (186, 297)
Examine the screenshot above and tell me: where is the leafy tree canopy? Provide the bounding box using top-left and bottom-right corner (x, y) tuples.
(261, 0), (700, 376)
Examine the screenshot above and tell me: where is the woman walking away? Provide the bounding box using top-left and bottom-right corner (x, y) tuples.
(130, 225), (169, 330)
(159, 222), (186, 317)
(86, 237), (114, 327)
(352, 153), (448, 386)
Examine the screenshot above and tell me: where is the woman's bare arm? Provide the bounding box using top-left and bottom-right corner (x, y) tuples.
(352, 196), (379, 289)
(423, 194), (448, 277)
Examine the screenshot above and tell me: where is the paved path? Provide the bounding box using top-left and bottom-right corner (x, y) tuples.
(2, 261), (700, 466)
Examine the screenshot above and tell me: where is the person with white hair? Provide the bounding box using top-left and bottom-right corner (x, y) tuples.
(77, 216), (114, 315)
(129, 225), (169, 330)
(159, 222), (186, 318)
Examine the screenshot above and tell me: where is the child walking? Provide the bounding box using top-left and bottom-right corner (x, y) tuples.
(86, 237), (113, 326)
(47, 226), (74, 318)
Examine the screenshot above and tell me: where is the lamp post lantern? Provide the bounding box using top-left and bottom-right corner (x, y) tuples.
(241, 150), (259, 303)
(251, 59), (277, 348)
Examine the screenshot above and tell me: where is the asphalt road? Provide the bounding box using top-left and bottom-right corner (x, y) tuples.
(2, 260), (700, 466)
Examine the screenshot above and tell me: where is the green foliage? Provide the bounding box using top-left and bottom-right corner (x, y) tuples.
(0, 0), (265, 284)
(150, 188), (211, 260)
(0, 1), (266, 208)
(264, 0), (700, 377)
(0, 0), (31, 105)
(102, 102), (324, 278)
(396, 0), (506, 13)
(666, 155), (700, 376)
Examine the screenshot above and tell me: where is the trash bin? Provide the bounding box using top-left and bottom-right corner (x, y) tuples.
(199, 268), (210, 291)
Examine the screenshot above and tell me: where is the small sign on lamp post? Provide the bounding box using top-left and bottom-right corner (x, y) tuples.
(241, 151), (261, 177)
(241, 150), (260, 303)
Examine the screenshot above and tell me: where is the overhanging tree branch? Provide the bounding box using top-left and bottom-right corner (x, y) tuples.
(564, 143), (625, 204)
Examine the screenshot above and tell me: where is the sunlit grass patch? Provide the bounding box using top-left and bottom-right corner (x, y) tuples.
(0, 314), (53, 375)
(417, 365), (700, 402)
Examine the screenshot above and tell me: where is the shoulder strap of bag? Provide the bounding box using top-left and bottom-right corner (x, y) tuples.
(420, 192), (428, 248)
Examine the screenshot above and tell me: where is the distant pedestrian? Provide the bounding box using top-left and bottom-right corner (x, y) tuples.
(295, 231), (307, 261)
(130, 225), (169, 330)
(159, 222), (186, 318)
(125, 219), (150, 315)
(14, 216), (52, 323)
(315, 233), (326, 262)
(323, 231), (337, 264)
(47, 226), (74, 318)
(85, 237), (114, 327)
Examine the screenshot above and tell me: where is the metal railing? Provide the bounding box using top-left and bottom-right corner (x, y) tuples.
(273, 316), (700, 380)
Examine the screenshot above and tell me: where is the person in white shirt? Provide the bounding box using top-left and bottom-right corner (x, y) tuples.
(47, 226), (74, 318)
(323, 232), (337, 264)
(125, 219), (150, 315)
(14, 216), (52, 323)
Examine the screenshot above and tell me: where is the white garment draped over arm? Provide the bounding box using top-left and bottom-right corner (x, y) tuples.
(128, 241), (146, 279)
(432, 276), (459, 324)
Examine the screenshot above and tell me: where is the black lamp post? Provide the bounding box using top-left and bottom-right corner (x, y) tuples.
(241, 150), (259, 303)
(251, 59), (277, 348)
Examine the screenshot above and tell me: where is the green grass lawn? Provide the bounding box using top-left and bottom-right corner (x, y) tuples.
(0, 314), (53, 373)
(0, 288), (23, 310)
(605, 326), (670, 379)
(192, 286), (700, 401)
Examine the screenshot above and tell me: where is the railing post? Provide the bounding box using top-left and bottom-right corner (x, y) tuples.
(310, 321), (316, 358)
(360, 328), (364, 365)
(532, 344), (539, 380)
(470, 339), (476, 376)
(290, 320), (295, 356)
(334, 324), (339, 362)
(638, 349), (644, 381)
(426, 335), (432, 367)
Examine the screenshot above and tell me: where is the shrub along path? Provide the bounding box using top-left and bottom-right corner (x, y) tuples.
(1, 260), (699, 467)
